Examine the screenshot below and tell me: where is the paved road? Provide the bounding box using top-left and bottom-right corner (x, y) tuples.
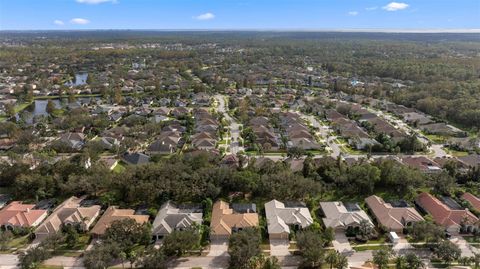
(348, 250), (373, 268)
(0, 254), (18, 269)
(215, 95), (244, 155)
(169, 256), (229, 269)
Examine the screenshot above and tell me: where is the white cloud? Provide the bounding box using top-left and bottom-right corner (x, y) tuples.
(194, 12), (215, 20)
(54, 20), (64, 25)
(365, 6), (378, 11)
(382, 2), (409, 11)
(348, 11), (359, 16)
(76, 0), (117, 4)
(70, 18), (90, 25)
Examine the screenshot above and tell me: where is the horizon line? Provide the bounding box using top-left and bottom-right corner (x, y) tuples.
(1, 28), (480, 34)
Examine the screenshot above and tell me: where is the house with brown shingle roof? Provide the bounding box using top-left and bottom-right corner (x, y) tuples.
(210, 201), (259, 240)
(462, 193), (480, 212)
(90, 206), (149, 237)
(34, 196), (101, 239)
(0, 202), (48, 230)
(415, 193), (478, 234)
(365, 195), (424, 233)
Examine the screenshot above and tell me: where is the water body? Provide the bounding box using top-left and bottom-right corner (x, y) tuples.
(17, 96), (101, 123)
(64, 73), (88, 87)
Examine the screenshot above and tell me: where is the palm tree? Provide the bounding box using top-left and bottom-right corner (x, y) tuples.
(471, 253), (480, 269)
(336, 254), (348, 269)
(325, 251), (338, 269)
(395, 255), (406, 269)
(405, 253), (425, 269)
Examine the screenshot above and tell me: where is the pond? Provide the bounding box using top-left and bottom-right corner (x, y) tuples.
(64, 73), (88, 87)
(16, 96), (101, 123)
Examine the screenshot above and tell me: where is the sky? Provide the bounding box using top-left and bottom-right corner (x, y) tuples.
(0, 0), (479, 31)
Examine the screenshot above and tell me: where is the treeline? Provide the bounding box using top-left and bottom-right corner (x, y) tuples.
(1, 151), (476, 207)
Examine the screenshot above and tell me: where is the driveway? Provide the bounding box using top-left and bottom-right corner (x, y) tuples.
(332, 232), (354, 254)
(392, 237), (413, 255)
(270, 238), (290, 256)
(43, 256), (84, 268)
(207, 239), (229, 257)
(348, 250), (373, 268)
(0, 254), (18, 268)
(451, 236), (476, 257)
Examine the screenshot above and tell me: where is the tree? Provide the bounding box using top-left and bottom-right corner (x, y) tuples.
(228, 228), (262, 269)
(435, 240), (461, 264)
(405, 253), (425, 269)
(83, 241), (121, 269)
(296, 229), (325, 268)
(287, 146), (306, 159)
(18, 246), (51, 269)
(471, 253), (480, 269)
(325, 251), (338, 269)
(356, 219), (374, 242)
(0, 230), (13, 251)
(63, 225), (79, 248)
(432, 172), (456, 196)
(395, 255), (406, 269)
(408, 221), (444, 243)
(336, 254), (348, 269)
(372, 248), (392, 269)
(247, 254), (281, 269)
(138, 247), (167, 269)
(46, 100), (56, 115)
(162, 228), (200, 257)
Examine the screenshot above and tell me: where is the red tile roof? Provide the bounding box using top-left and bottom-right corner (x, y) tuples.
(462, 193), (480, 211)
(416, 193), (478, 228)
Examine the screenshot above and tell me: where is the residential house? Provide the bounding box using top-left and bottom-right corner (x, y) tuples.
(90, 206), (149, 237)
(264, 200), (313, 239)
(319, 201), (374, 231)
(401, 156), (442, 173)
(0, 202), (48, 230)
(151, 201), (203, 240)
(415, 192), (478, 233)
(458, 154), (480, 169)
(420, 123), (466, 137)
(59, 132), (85, 150)
(462, 193), (480, 212)
(210, 201), (259, 240)
(365, 195), (424, 233)
(401, 112), (433, 126)
(147, 131), (182, 155)
(122, 152), (150, 165)
(34, 196), (101, 239)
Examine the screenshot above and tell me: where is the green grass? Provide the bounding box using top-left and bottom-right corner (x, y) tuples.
(112, 162), (126, 173)
(444, 148), (470, 157)
(14, 102), (32, 113)
(0, 234), (31, 253)
(50, 234), (90, 257)
(425, 134), (449, 144)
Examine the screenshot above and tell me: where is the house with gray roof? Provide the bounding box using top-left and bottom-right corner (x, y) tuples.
(319, 201), (373, 231)
(152, 201), (203, 240)
(265, 200), (313, 239)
